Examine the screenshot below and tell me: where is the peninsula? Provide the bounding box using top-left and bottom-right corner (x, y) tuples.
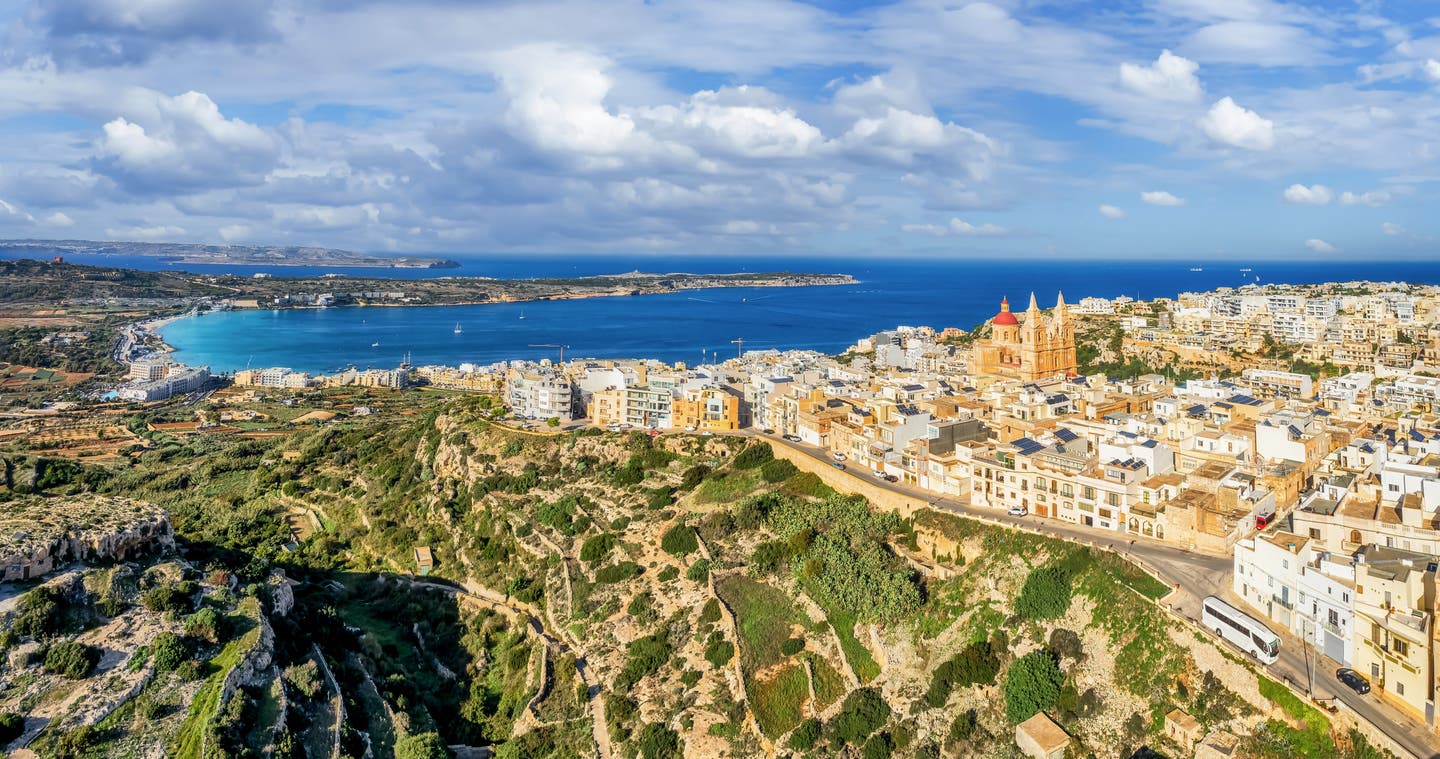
(0, 238), (460, 269)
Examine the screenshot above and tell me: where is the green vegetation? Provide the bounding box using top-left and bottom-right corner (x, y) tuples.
(0, 712), (23, 744)
(833, 687), (889, 746)
(1004, 650), (1063, 723)
(925, 640), (999, 708)
(395, 731), (452, 759)
(616, 633), (673, 691)
(660, 523), (698, 556)
(732, 443), (774, 469)
(1015, 565), (1072, 620)
(788, 717), (821, 751)
(43, 640), (101, 679)
(636, 722), (682, 759)
(760, 458), (798, 483)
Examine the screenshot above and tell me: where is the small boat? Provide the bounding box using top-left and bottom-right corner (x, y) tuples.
(518, 310), (526, 320)
(371, 341), (380, 348)
(1239, 267), (1252, 272)
(453, 322), (463, 334)
(1189, 267), (1203, 272)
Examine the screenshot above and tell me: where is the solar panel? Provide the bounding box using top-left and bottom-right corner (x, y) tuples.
(1054, 428), (1078, 442)
(1288, 425), (1303, 438)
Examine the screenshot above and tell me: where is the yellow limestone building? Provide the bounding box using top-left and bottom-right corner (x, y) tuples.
(971, 293), (1079, 381)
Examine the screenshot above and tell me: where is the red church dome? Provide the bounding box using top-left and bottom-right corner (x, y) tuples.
(992, 297), (1019, 326)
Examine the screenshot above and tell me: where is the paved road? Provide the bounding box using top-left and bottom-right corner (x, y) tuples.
(757, 432), (1440, 759)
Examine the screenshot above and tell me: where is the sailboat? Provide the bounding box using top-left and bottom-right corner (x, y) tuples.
(453, 322), (463, 334)
(518, 310), (526, 320)
(371, 341), (380, 348)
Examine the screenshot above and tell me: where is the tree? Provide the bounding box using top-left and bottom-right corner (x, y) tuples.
(660, 524), (698, 557)
(1004, 651), (1063, 723)
(44, 641), (101, 679)
(637, 723), (682, 759)
(788, 718), (821, 750)
(395, 731), (451, 759)
(1015, 566), (1072, 620)
(183, 607), (223, 644)
(732, 443), (774, 469)
(580, 533), (616, 563)
(150, 631), (189, 672)
(833, 687), (890, 745)
(760, 458), (798, 483)
(546, 417), (560, 428)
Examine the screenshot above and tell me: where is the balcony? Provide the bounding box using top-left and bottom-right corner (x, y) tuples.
(1271, 595), (1293, 610)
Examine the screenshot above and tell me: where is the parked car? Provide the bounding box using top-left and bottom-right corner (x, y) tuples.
(884, 475), (899, 483)
(1007, 506), (1028, 517)
(832, 462), (846, 470)
(784, 434), (801, 442)
(832, 453), (846, 462)
(684, 425), (696, 432)
(872, 469), (885, 478)
(1336, 668), (1370, 694)
(762, 428), (776, 435)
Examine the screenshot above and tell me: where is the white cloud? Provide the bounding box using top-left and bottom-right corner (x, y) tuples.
(0, 198), (36, 224)
(1183, 21), (1323, 67)
(901, 218), (1008, 236)
(91, 90), (278, 192)
(1381, 222), (1405, 236)
(42, 212), (75, 227)
(1339, 190), (1391, 207)
(106, 224), (186, 240)
(1200, 97), (1275, 150)
(832, 106), (1002, 181)
(219, 223), (251, 241)
(1141, 190), (1185, 206)
(641, 87), (823, 159)
(1098, 204), (1126, 219)
(1426, 60), (1440, 82)
(1282, 184), (1331, 205)
(1304, 238), (1337, 253)
(1119, 50), (1202, 102)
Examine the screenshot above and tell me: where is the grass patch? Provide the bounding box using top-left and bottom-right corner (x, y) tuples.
(695, 471), (760, 504)
(749, 663), (809, 738)
(170, 599), (263, 758)
(801, 653), (846, 710)
(827, 607), (880, 684)
(715, 574), (804, 673)
(1257, 675), (1330, 735)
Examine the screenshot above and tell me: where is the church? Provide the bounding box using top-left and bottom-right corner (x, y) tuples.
(970, 293), (1079, 381)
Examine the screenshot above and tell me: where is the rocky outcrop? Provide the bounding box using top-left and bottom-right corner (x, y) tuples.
(1, 497), (173, 583)
(268, 569), (295, 617)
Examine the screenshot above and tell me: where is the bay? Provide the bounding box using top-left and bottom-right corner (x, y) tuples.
(136, 255), (1440, 375)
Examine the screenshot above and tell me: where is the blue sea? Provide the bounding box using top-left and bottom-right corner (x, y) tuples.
(7, 251), (1438, 374)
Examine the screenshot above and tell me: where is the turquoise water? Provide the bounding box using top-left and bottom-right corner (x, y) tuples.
(153, 256), (1440, 373)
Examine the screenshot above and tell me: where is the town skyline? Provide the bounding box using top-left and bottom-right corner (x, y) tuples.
(0, 1), (1437, 258)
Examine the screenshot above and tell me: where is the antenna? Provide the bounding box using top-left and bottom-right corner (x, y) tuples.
(731, 338), (745, 358)
(529, 343), (570, 362)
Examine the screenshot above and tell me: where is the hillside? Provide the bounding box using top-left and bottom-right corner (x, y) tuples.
(0, 392), (1398, 758)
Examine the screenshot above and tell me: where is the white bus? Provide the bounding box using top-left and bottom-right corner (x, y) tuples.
(1202, 596), (1279, 664)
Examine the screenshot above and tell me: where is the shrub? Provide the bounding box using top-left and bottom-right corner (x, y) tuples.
(679, 465), (711, 491)
(613, 463), (645, 486)
(142, 581), (197, 615)
(686, 559), (711, 583)
(0, 712), (24, 744)
(862, 733), (893, 759)
(283, 661), (323, 700)
(704, 634), (734, 669)
(733, 443), (774, 469)
(595, 562), (642, 584)
(788, 718), (820, 751)
(698, 599), (721, 626)
(760, 458), (798, 483)
(617, 634), (673, 690)
(395, 731), (451, 759)
(183, 607), (223, 644)
(786, 472), (831, 498)
(657, 566), (679, 582)
(1015, 566), (1072, 620)
(750, 540), (789, 573)
(647, 488), (675, 510)
(579, 534), (616, 564)
(150, 631), (189, 672)
(833, 687), (889, 745)
(780, 638), (805, 656)
(1004, 650), (1063, 723)
(660, 524), (699, 557)
(44, 641), (101, 679)
(926, 641), (998, 709)
(636, 723), (681, 759)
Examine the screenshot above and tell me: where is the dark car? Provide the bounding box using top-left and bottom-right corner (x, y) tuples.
(1336, 668), (1370, 695)
(762, 428), (776, 435)
(831, 462), (846, 471)
(884, 475), (899, 483)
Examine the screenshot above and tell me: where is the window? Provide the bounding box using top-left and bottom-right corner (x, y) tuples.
(1397, 682), (1405, 696)
(1309, 528), (1320, 539)
(1082, 486), (1096, 500)
(1060, 485), (1073, 498)
(1394, 639), (1409, 657)
(1328, 609), (1339, 626)
(1107, 493), (1120, 507)
(1372, 622), (1383, 642)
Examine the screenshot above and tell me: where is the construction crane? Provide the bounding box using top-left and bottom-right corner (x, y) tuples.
(530, 343), (571, 362)
(731, 338), (745, 358)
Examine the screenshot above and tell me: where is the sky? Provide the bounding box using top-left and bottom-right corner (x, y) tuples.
(0, 0), (1438, 259)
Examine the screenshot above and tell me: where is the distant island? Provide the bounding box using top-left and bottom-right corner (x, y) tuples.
(0, 238), (460, 269)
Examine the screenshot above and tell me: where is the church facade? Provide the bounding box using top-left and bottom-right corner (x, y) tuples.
(971, 293), (1079, 381)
